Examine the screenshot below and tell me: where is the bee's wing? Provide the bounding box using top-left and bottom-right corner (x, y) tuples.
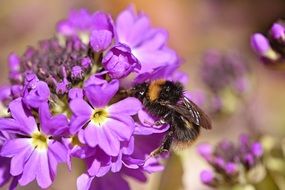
(165, 97), (212, 130)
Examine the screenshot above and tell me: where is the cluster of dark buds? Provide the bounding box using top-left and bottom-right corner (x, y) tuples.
(197, 134), (264, 189)
(251, 20), (285, 69)
(0, 5), (189, 190)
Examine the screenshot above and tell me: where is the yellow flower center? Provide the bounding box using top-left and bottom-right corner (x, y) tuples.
(91, 108), (109, 126)
(31, 131), (48, 151)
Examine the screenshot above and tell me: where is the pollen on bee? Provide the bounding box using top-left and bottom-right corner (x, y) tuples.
(148, 79), (166, 101)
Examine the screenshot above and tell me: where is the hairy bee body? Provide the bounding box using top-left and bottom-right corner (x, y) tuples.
(132, 80), (211, 156)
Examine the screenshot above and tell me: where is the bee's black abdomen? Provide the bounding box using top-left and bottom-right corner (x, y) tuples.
(171, 114), (200, 142)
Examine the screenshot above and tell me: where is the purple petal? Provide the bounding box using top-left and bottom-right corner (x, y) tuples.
(87, 159), (101, 176)
(90, 30), (113, 52)
(92, 11), (114, 32)
(105, 117), (134, 141)
(70, 116), (90, 135)
(251, 142), (263, 157)
(143, 157), (164, 173)
(1, 139), (32, 157)
(83, 72), (109, 87)
(0, 118), (22, 135)
(84, 80), (119, 107)
(135, 29), (167, 51)
(18, 152), (39, 186)
(77, 173), (94, 190)
(96, 165), (111, 177)
(8, 98), (37, 134)
(100, 126), (120, 156)
(270, 23), (285, 40)
(48, 140), (71, 172)
(197, 143), (213, 161)
(39, 103), (68, 136)
(134, 47), (177, 73)
(134, 109), (170, 135)
(10, 145), (33, 176)
(68, 88), (84, 100)
(251, 33), (271, 56)
(83, 125), (100, 147)
(225, 162), (237, 175)
(116, 6), (135, 45)
(126, 13), (150, 47)
(108, 97), (141, 115)
(200, 170), (215, 185)
(111, 153), (123, 172)
(36, 153), (52, 188)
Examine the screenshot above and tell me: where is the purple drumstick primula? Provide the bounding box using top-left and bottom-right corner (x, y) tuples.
(115, 6), (179, 77)
(198, 134), (264, 188)
(57, 9), (114, 46)
(0, 98), (69, 188)
(251, 20), (285, 66)
(70, 79), (141, 156)
(0, 5), (194, 190)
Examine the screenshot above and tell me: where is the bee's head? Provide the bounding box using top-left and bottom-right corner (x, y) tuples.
(158, 81), (183, 103)
(131, 82), (149, 101)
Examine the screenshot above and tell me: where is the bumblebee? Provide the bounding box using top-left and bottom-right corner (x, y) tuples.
(130, 80), (212, 156)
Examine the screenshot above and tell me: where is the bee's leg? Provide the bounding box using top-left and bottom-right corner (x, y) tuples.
(143, 119), (166, 127)
(149, 131), (174, 157)
(150, 112), (170, 127)
(153, 119), (166, 126)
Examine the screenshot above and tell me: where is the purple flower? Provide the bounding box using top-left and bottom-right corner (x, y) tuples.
(250, 20), (285, 65)
(200, 50), (250, 114)
(0, 5), (185, 189)
(102, 43), (141, 79)
(70, 79), (141, 156)
(0, 98), (69, 188)
(115, 6), (178, 76)
(198, 134), (264, 187)
(57, 9), (114, 46)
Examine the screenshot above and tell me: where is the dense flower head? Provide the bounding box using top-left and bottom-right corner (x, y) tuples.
(251, 20), (285, 67)
(0, 5), (189, 190)
(200, 50), (250, 114)
(197, 134), (264, 188)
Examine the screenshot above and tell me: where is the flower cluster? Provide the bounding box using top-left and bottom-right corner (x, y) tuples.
(0, 6), (184, 190)
(197, 134), (264, 188)
(200, 50), (250, 114)
(251, 20), (285, 67)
